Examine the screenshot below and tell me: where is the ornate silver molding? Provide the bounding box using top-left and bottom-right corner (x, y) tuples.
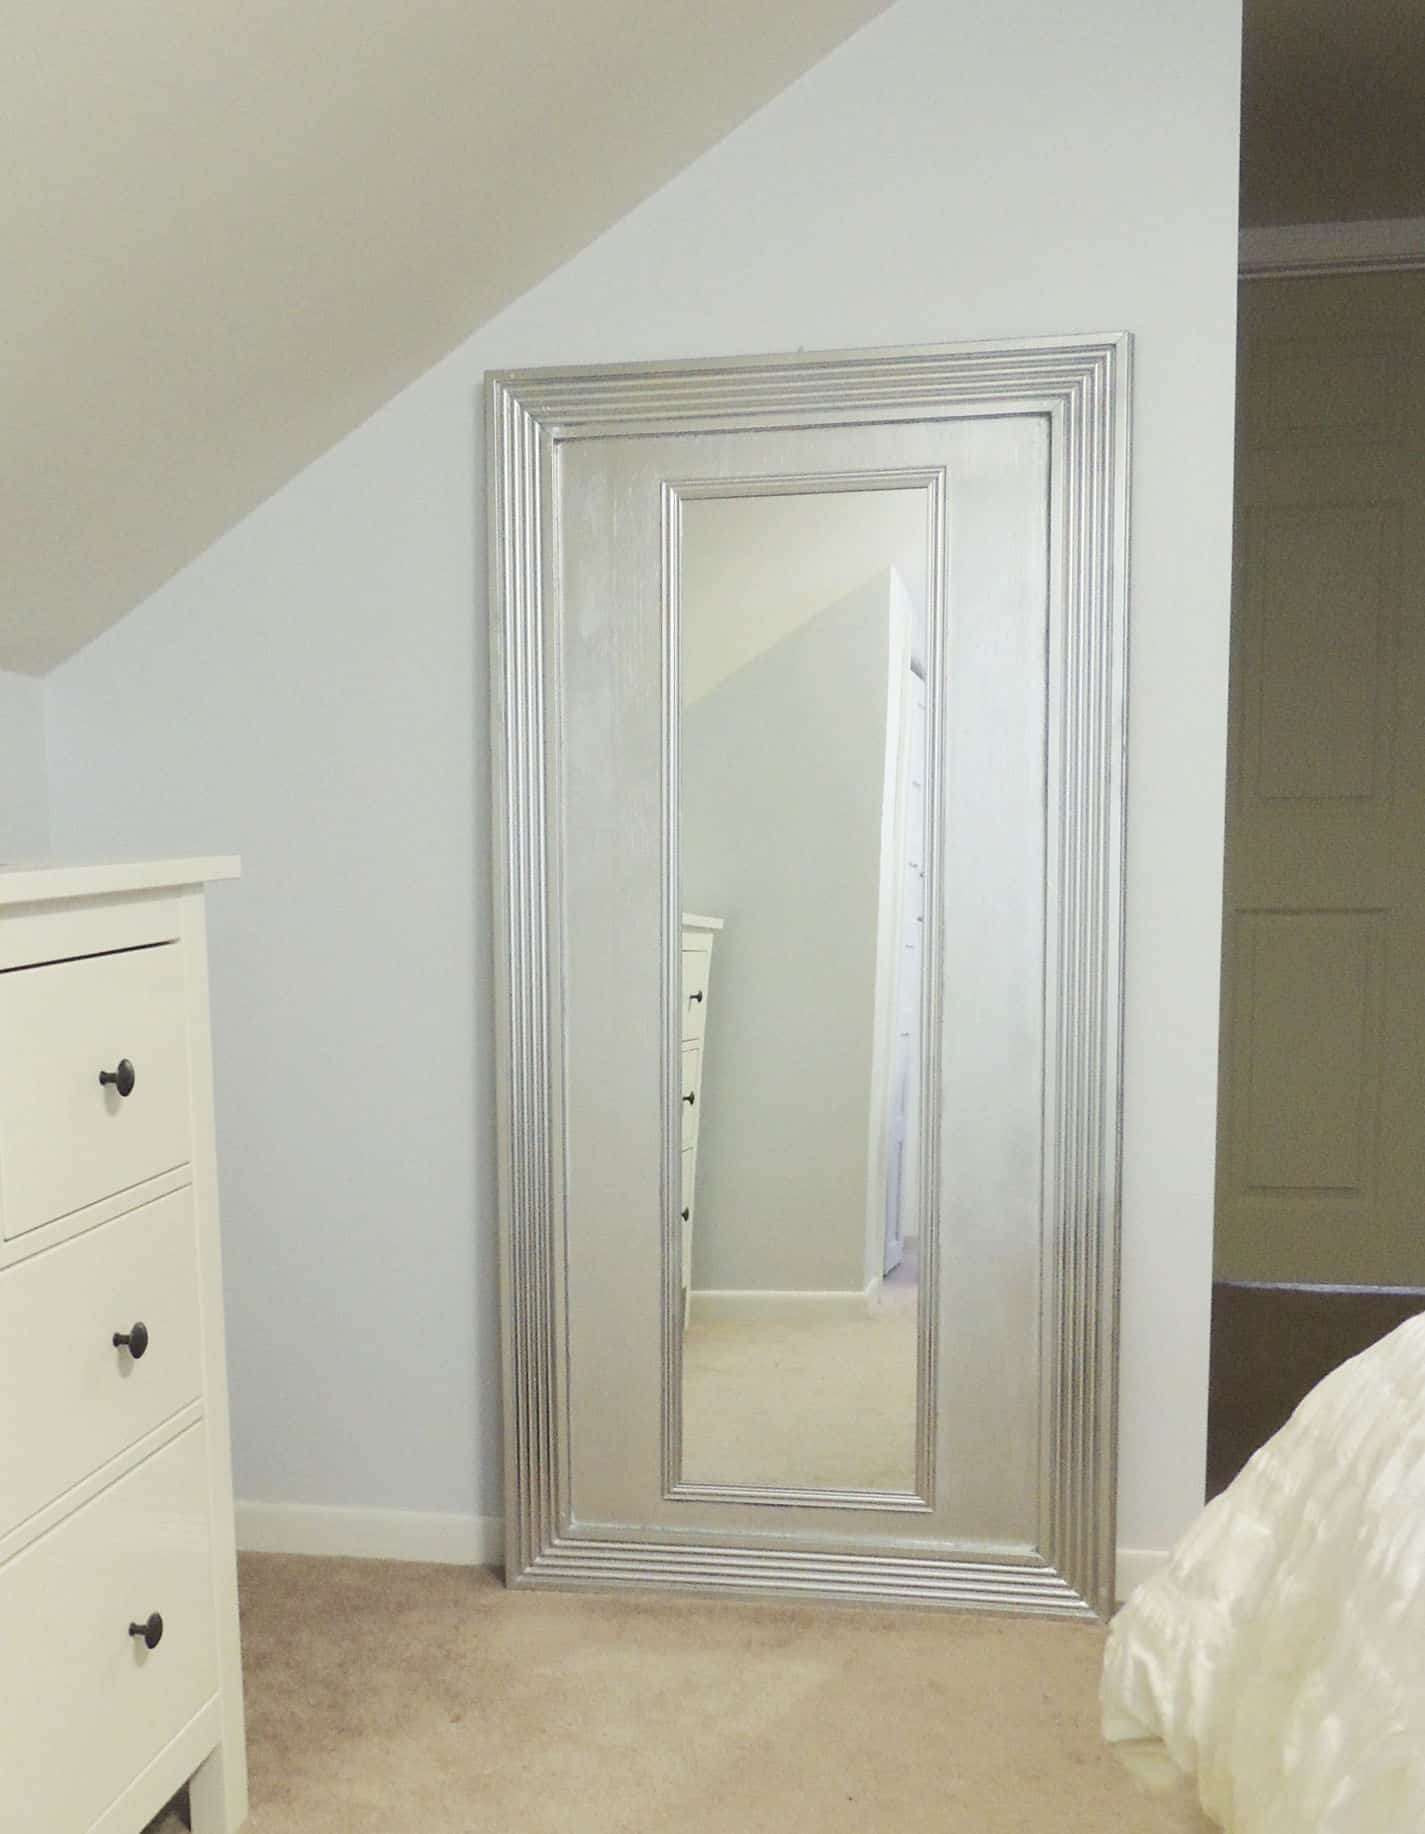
(488, 336), (1131, 1618)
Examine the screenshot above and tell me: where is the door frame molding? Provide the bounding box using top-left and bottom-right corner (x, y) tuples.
(1240, 217), (1425, 281)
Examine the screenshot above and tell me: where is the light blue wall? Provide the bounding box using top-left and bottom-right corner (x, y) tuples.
(0, 670), (49, 860)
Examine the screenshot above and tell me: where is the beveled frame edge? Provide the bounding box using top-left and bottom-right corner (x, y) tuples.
(487, 334), (1131, 1619)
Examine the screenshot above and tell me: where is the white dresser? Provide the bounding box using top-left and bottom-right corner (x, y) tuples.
(679, 914), (721, 1319)
(0, 861), (248, 1834)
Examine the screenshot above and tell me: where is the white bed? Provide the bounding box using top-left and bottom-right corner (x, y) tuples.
(1102, 1313), (1425, 1833)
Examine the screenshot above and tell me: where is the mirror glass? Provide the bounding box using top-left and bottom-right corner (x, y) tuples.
(678, 485), (931, 1494)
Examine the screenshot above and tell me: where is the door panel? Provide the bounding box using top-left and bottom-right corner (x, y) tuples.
(1231, 909), (1383, 1194)
(1247, 504), (1395, 802)
(1218, 273), (1425, 1286)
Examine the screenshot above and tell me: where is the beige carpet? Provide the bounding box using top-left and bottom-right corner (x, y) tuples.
(682, 1302), (918, 1490)
(150, 1554), (1211, 1833)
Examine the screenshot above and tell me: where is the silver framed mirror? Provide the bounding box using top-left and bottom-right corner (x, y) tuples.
(488, 336), (1130, 1618)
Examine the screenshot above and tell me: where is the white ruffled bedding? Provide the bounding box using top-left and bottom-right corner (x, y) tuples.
(1101, 1313), (1425, 1833)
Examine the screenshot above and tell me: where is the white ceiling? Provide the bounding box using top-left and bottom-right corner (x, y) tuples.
(1, 0), (892, 674)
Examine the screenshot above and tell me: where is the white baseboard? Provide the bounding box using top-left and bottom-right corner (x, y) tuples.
(237, 1502), (1161, 1606)
(1115, 1547), (1170, 1604)
(688, 1278), (880, 1325)
(236, 1500), (504, 1567)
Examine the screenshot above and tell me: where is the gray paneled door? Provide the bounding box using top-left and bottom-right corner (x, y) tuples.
(1217, 272), (1425, 1285)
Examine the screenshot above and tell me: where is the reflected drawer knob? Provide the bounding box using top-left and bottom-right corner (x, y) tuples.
(682, 1091), (695, 1106)
(113, 1321), (150, 1360)
(99, 1058), (136, 1098)
(128, 1612), (164, 1651)
(681, 1207), (690, 1222)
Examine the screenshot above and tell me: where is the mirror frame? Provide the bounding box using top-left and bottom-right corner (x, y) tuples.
(488, 336), (1131, 1617)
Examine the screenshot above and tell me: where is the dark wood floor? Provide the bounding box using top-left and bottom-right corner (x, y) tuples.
(1206, 1280), (1425, 1498)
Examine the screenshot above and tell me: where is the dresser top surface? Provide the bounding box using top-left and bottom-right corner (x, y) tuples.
(0, 857), (240, 909)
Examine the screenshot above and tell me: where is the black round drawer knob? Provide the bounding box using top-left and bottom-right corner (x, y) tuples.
(689, 990), (704, 1004)
(682, 1090), (696, 1106)
(681, 1207), (690, 1222)
(129, 1612), (164, 1651)
(114, 1322), (150, 1360)
(99, 1059), (136, 1098)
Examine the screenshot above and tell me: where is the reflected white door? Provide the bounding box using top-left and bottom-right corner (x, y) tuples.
(884, 668), (927, 1277)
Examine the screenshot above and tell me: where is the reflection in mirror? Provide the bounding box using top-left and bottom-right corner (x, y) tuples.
(678, 485), (931, 1494)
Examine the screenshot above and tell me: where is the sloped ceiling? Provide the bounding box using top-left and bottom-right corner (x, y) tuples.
(1, 0), (892, 674)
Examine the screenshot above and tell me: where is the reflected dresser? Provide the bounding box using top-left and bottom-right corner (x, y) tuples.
(0, 861), (248, 1834)
(679, 913), (721, 1322)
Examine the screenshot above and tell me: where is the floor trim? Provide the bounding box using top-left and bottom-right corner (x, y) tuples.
(1114, 1547), (1169, 1604)
(688, 1279), (881, 1325)
(236, 1500), (503, 1566)
(239, 1501), (1160, 1609)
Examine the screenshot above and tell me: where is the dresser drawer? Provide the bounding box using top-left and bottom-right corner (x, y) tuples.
(680, 1146), (696, 1292)
(0, 1425), (218, 1834)
(0, 944), (192, 1242)
(0, 1187), (204, 1538)
(681, 1042), (702, 1147)
(681, 945), (711, 1044)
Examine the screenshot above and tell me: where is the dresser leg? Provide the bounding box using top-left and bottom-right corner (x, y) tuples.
(189, 1740), (248, 1833)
